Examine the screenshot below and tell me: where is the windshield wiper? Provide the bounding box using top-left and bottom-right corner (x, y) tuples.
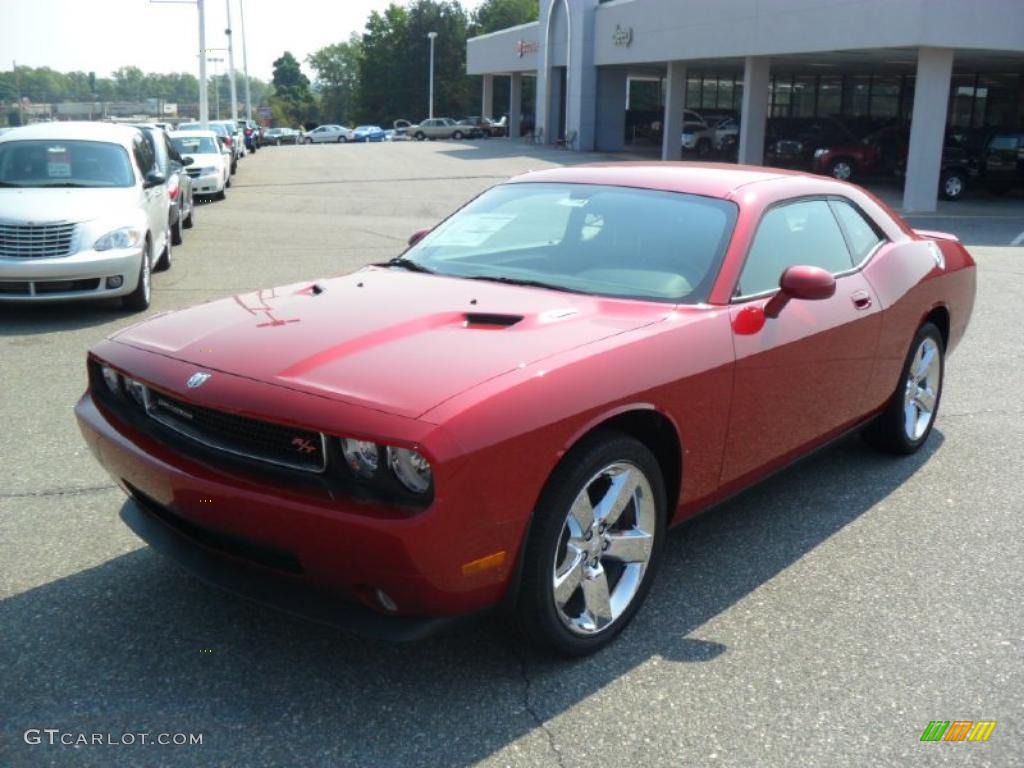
(374, 257), (435, 274)
(462, 275), (575, 293)
(36, 182), (91, 188)
(0, 181), (26, 187)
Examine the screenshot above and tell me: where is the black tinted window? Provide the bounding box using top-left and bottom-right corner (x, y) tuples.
(132, 136), (154, 175)
(830, 199), (882, 263)
(738, 200), (853, 297)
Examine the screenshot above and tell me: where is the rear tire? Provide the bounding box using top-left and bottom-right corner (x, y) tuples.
(170, 212), (183, 246)
(863, 322), (944, 454)
(183, 202), (194, 229)
(515, 431), (666, 656)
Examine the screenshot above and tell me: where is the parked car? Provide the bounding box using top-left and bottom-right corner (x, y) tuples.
(709, 116), (739, 150)
(177, 121), (239, 174)
(303, 124), (355, 144)
(410, 118), (475, 140)
(681, 119), (716, 156)
(263, 127), (300, 145)
(982, 131), (1024, 194)
(237, 119), (262, 151)
(0, 121), (173, 310)
(132, 124), (195, 249)
(459, 116), (502, 137)
(766, 117), (860, 170)
(211, 120), (246, 160)
(169, 130), (230, 200)
(811, 125), (908, 181)
(392, 119), (414, 139)
(892, 141), (975, 201)
(352, 125), (386, 143)
(77, 163), (975, 655)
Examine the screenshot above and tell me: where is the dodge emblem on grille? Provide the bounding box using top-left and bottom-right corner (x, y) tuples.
(291, 437), (319, 454)
(187, 372), (211, 389)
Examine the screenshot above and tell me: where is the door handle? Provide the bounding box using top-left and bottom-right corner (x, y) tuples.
(851, 291), (872, 310)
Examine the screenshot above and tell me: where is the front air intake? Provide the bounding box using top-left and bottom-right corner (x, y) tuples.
(462, 313), (523, 328)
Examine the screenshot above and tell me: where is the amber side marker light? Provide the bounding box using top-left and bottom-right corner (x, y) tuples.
(461, 551), (507, 576)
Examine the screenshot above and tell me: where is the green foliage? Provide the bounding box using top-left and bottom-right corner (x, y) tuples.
(471, 0), (539, 35)
(307, 33), (363, 125)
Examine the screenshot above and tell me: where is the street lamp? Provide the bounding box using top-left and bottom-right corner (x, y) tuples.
(207, 57), (224, 118)
(427, 31), (438, 119)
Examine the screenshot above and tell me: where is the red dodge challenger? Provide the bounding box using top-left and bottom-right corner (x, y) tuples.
(76, 163), (976, 655)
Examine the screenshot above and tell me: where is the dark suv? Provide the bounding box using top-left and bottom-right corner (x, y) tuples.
(982, 132), (1024, 194)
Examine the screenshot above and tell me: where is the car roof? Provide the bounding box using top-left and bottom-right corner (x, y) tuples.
(508, 162), (820, 199)
(0, 121), (141, 147)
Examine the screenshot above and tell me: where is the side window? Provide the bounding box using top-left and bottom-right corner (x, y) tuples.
(830, 199), (883, 263)
(737, 199), (854, 297)
(131, 136), (152, 178)
(165, 135), (182, 166)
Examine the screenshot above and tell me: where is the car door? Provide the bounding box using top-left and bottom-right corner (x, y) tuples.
(131, 134), (167, 255)
(720, 197), (882, 485)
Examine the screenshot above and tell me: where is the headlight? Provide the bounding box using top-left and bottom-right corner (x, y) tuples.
(814, 148), (829, 158)
(387, 447), (432, 494)
(341, 438), (380, 478)
(124, 377), (148, 408)
(100, 365), (120, 395)
(94, 227), (143, 251)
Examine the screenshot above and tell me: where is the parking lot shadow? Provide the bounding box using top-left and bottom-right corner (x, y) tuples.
(0, 430), (941, 768)
(0, 301), (133, 336)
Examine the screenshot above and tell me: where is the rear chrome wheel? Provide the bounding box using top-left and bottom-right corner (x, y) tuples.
(516, 432), (666, 656)
(864, 321), (944, 454)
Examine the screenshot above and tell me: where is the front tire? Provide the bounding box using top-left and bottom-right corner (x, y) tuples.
(414, 131), (426, 141)
(452, 130), (464, 140)
(122, 240), (153, 311)
(696, 138), (711, 157)
(515, 432), (666, 656)
(864, 322), (944, 454)
(183, 201), (194, 229)
(939, 170), (967, 200)
(829, 158), (855, 181)
(304, 137), (313, 145)
(170, 212), (184, 246)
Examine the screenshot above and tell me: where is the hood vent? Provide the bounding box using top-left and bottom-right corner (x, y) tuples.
(463, 312), (523, 328)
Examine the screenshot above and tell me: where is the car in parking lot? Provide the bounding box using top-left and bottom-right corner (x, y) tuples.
(459, 116), (502, 137)
(237, 119), (262, 151)
(766, 117), (860, 170)
(681, 117), (716, 156)
(352, 125), (386, 143)
(0, 121), (172, 310)
(983, 131), (1024, 194)
(410, 118), (475, 140)
(263, 127), (300, 145)
(169, 130), (230, 200)
(177, 121), (240, 174)
(76, 163), (976, 655)
(132, 124), (194, 248)
(303, 124), (355, 144)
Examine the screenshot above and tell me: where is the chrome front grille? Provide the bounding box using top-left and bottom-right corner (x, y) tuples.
(0, 221), (77, 259)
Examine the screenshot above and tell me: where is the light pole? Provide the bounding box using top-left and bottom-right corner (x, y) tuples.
(149, 0), (209, 129)
(224, 0), (239, 126)
(239, 0), (252, 122)
(207, 57), (224, 118)
(427, 31), (437, 119)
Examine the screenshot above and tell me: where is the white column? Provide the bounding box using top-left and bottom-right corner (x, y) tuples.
(509, 73), (523, 139)
(903, 47), (954, 212)
(564, 0), (598, 151)
(482, 74), (494, 120)
(595, 68), (628, 152)
(738, 56), (770, 165)
(661, 61), (686, 161)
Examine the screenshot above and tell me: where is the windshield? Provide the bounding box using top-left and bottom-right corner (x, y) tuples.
(403, 182), (737, 303)
(0, 139), (134, 188)
(171, 136), (219, 155)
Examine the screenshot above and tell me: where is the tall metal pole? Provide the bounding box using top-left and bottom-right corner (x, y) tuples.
(239, 0), (252, 122)
(198, 0), (209, 128)
(427, 32), (437, 119)
(225, 0), (239, 126)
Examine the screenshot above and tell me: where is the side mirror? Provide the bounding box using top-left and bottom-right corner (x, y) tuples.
(182, 156), (194, 166)
(408, 227), (431, 247)
(764, 265), (836, 318)
(143, 170), (166, 188)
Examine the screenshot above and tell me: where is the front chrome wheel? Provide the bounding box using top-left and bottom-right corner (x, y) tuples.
(903, 336), (941, 441)
(552, 462), (656, 636)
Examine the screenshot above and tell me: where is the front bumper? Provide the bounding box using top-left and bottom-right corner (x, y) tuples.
(74, 365), (523, 630)
(190, 172), (224, 195)
(0, 246), (143, 301)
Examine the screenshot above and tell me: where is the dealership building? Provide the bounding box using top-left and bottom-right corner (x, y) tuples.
(467, 0), (1024, 211)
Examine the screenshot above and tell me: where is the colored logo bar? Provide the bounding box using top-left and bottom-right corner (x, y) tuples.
(920, 721), (997, 742)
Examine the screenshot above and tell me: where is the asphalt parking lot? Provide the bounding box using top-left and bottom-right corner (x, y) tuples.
(2, 140), (1022, 768)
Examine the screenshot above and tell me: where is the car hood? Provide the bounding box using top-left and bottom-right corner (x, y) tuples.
(0, 186), (140, 223)
(185, 153), (224, 166)
(112, 269), (670, 419)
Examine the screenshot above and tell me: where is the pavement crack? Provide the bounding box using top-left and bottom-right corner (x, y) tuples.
(515, 646), (568, 768)
(1, 484), (117, 499)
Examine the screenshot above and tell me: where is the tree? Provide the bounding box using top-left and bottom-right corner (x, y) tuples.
(307, 33), (363, 125)
(471, 0), (538, 35)
(269, 51), (317, 127)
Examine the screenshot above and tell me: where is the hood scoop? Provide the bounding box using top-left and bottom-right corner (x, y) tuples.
(462, 312), (523, 329)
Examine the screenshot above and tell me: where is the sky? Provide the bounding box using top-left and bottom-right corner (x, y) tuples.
(0, 0), (484, 83)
